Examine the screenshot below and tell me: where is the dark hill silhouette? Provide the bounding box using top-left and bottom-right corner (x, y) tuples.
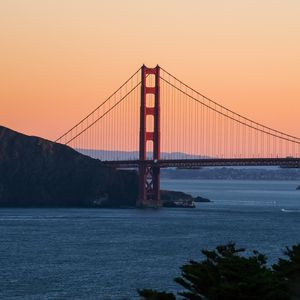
(0, 126), (137, 207)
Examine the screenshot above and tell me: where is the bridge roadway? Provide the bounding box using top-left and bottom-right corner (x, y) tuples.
(103, 157), (300, 169)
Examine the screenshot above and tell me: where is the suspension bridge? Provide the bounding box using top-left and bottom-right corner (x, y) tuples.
(56, 65), (300, 207)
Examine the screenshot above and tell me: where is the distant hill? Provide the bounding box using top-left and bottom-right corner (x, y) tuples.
(0, 126), (137, 207)
(78, 149), (208, 161)
(161, 167), (300, 180)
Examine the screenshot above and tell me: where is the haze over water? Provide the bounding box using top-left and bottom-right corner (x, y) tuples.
(1, 180), (300, 299)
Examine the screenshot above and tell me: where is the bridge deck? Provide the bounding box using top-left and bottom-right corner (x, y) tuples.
(103, 158), (300, 168)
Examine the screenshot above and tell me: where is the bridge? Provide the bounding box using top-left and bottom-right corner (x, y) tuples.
(56, 65), (300, 207)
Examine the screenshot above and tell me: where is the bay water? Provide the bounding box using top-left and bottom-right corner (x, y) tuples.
(1, 180), (300, 299)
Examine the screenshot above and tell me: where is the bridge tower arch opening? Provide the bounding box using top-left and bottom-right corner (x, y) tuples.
(138, 65), (161, 207)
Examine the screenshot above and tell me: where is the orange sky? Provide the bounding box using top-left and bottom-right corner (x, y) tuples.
(1, 0), (300, 142)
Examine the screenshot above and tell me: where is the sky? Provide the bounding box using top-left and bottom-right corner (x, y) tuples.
(1, 0), (300, 142)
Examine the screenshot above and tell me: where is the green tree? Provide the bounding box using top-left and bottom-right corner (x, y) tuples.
(273, 245), (300, 299)
(138, 289), (176, 300)
(138, 243), (291, 300)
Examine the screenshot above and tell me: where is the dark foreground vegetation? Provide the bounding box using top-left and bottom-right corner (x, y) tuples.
(138, 243), (300, 300)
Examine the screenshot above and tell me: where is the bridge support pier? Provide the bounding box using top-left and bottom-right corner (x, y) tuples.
(137, 65), (161, 207)
(138, 163), (160, 208)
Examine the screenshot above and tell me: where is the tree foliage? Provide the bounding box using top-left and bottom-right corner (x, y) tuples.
(273, 245), (300, 299)
(138, 243), (300, 300)
(138, 289), (176, 300)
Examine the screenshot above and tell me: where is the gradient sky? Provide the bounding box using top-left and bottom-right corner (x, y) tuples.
(1, 0), (300, 141)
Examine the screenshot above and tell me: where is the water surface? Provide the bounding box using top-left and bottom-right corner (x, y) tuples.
(1, 180), (300, 299)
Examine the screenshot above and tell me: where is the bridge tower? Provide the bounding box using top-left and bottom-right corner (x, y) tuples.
(138, 65), (161, 207)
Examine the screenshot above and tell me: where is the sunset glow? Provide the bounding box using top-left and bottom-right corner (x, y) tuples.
(1, 0), (300, 142)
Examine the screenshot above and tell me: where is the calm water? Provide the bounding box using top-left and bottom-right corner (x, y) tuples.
(1, 180), (300, 299)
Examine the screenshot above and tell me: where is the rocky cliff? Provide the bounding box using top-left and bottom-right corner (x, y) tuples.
(0, 126), (138, 207)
